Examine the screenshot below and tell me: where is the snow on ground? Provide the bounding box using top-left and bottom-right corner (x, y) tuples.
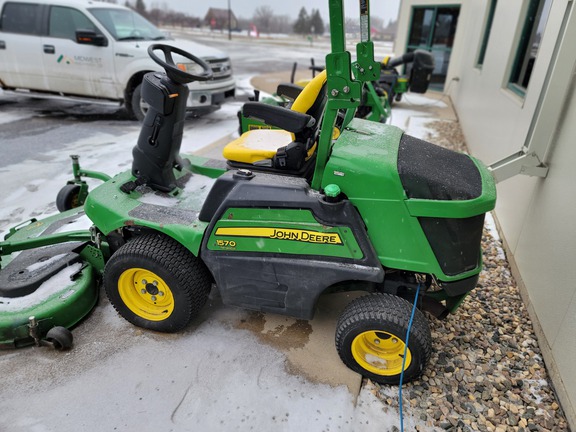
(0, 87), (447, 431)
(0, 111), (35, 126)
(0, 101), (242, 236)
(0, 263), (82, 312)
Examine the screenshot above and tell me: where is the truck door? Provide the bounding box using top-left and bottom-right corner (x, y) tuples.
(0, 2), (48, 90)
(41, 5), (117, 99)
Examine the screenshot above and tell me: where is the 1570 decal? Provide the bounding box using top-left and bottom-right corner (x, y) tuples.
(215, 227), (342, 245)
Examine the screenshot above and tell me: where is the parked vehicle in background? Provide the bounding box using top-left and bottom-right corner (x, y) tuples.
(0, 0), (235, 120)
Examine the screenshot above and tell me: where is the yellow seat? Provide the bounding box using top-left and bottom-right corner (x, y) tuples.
(223, 70), (328, 165)
(222, 129), (294, 164)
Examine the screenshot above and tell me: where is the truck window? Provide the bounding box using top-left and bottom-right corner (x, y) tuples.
(49, 6), (98, 40)
(0, 2), (41, 35)
(89, 8), (165, 41)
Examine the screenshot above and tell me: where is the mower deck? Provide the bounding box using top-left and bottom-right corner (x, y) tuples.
(0, 209), (99, 348)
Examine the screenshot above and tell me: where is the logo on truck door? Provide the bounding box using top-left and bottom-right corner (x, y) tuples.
(57, 54), (103, 66)
(57, 55), (73, 64)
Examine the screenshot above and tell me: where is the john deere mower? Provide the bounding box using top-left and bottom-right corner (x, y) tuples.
(1, 0), (495, 385)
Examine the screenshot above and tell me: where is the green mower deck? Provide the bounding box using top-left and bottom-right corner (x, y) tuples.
(0, 208), (101, 348)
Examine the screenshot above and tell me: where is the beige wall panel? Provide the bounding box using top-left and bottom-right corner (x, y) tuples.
(514, 82), (576, 342)
(551, 291), (576, 421)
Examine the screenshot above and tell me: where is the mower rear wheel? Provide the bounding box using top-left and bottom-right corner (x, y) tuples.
(335, 293), (432, 385)
(46, 326), (73, 350)
(56, 184), (82, 212)
(103, 233), (212, 332)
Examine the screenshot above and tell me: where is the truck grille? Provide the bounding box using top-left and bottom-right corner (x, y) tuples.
(206, 58), (232, 80)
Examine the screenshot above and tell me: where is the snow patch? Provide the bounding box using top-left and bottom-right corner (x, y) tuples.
(484, 212), (501, 241)
(0, 263), (82, 312)
(138, 193), (179, 207)
(404, 116), (435, 140)
(26, 253), (67, 273)
(485, 213), (506, 261)
(53, 214), (93, 234)
(0, 112), (34, 125)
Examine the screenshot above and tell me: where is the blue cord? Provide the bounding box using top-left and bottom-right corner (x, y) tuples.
(399, 283), (421, 432)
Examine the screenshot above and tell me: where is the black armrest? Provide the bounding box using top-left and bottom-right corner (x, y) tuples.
(386, 52), (415, 69)
(242, 102), (315, 134)
(276, 83), (303, 100)
(385, 50), (435, 70)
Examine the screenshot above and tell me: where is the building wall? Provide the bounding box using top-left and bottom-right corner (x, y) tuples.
(396, 0), (576, 427)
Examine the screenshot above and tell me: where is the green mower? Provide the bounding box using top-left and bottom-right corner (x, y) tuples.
(1, 0), (495, 385)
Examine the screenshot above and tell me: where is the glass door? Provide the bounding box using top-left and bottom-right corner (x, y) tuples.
(407, 5), (460, 90)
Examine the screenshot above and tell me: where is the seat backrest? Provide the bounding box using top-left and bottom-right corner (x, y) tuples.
(291, 70), (327, 124)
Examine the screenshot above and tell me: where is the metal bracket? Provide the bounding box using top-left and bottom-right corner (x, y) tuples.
(488, 150), (549, 183)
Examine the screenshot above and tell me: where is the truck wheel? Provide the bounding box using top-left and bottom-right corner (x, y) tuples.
(56, 184), (82, 212)
(103, 233), (212, 332)
(127, 83), (148, 121)
(335, 293), (432, 385)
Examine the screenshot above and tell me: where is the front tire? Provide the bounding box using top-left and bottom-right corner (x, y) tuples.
(103, 233), (212, 332)
(335, 293), (432, 385)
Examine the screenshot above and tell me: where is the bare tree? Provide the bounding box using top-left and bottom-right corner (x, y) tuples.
(147, 8), (164, 25)
(272, 15), (292, 34)
(371, 16), (384, 31)
(253, 5), (274, 34)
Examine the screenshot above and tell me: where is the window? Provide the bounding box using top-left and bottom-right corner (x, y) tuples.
(407, 6), (461, 90)
(508, 0), (553, 95)
(89, 8), (165, 41)
(0, 2), (41, 35)
(477, 0), (497, 67)
(408, 8), (435, 46)
(49, 6), (97, 40)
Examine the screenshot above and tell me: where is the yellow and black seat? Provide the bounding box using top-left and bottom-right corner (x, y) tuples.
(223, 70), (328, 178)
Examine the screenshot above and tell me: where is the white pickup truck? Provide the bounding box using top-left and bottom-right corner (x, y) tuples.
(0, 0), (235, 120)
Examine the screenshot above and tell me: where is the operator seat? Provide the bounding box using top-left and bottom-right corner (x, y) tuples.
(222, 70), (329, 178)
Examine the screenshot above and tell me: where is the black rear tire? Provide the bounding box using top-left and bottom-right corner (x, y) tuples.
(103, 233), (212, 332)
(335, 293), (432, 385)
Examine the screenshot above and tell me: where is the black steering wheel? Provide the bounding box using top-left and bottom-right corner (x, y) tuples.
(148, 44), (213, 85)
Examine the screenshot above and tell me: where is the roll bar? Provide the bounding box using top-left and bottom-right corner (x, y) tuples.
(311, 0), (381, 189)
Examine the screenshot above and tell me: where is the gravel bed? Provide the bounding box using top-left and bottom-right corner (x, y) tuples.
(369, 119), (571, 432)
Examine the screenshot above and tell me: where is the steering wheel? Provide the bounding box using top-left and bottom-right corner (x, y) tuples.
(148, 44), (213, 85)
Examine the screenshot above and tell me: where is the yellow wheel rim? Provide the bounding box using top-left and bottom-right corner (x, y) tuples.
(351, 330), (412, 376)
(118, 268), (174, 321)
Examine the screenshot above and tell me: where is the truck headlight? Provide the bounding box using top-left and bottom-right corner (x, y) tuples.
(177, 62), (206, 75)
